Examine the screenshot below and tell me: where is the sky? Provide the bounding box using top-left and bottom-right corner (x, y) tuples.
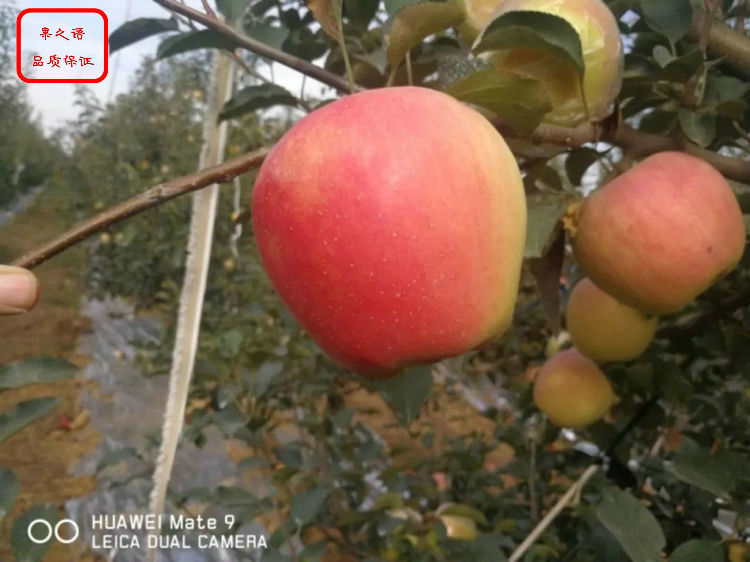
(13, 0), (323, 132)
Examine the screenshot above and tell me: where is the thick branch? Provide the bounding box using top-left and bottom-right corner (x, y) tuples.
(152, 0), (356, 93)
(12, 148), (269, 270)
(690, 8), (750, 78)
(496, 120), (750, 184)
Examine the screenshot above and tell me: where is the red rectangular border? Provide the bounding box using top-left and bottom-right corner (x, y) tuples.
(16, 8), (108, 83)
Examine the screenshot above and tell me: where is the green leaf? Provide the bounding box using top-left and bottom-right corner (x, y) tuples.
(715, 100), (748, 120)
(0, 468), (18, 524)
(238, 457), (271, 471)
(274, 444), (303, 469)
(109, 18), (178, 54)
(96, 447), (139, 472)
(216, 0), (247, 22)
(344, 0), (379, 28)
(704, 75), (750, 104)
(385, 2), (465, 67)
(11, 504), (59, 562)
(664, 437), (737, 498)
(439, 504), (488, 525)
(660, 49), (704, 82)
(655, 362), (692, 403)
(0, 357), (76, 390)
(253, 360), (283, 397)
(244, 21), (289, 50)
(473, 11), (584, 78)
(470, 533), (509, 562)
(300, 540), (328, 562)
(291, 487), (330, 524)
(219, 84), (298, 121)
(639, 0), (693, 44)
(0, 397), (59, 444)
(595, 488), (666, 562)
(677, 110), (715, 147)
(447, 68), (552, 134)
(157, 30), (238, 59)
(565, 148), (600, 186)
(374, 365), (432, 426)
(282, 27), (329, 61)
(212, 403), (246, 438)
(525, 192), (567, 259)
(374, 492), (404, 511)
(669, 539), (724, 562)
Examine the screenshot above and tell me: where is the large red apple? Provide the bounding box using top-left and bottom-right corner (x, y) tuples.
(252, 87), (526, 377)
(573, 152), (746, 315)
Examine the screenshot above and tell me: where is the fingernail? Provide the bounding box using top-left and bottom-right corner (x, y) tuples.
(0, 266), (40, 314)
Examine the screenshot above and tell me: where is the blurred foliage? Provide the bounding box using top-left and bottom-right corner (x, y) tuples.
(0, 2), (60, 206)
(29, 0), (750, 560)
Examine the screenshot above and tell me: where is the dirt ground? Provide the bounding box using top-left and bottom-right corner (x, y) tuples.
(0, 188), (100, 561)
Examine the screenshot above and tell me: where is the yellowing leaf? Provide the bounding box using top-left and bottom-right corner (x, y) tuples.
(386, 2), (464, 67)
(307, 0), (341, 39)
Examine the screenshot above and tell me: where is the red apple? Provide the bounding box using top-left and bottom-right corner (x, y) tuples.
(533, 348), (616, 428)
(566, 277), (658, 362)
(573, 152), (746, 315)
(252, 87), (526, 377)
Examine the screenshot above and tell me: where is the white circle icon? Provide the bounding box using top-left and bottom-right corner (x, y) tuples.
(27, 518), (80, 545)
(55, 519), (80, 544)
(27, 519), (52, 544)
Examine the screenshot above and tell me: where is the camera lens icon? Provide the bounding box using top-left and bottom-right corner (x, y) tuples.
(28, 518), (79, 545)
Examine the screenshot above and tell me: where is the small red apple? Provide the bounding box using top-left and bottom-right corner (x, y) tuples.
(573, 152), (746, 315)
(252, 87), (526, 377)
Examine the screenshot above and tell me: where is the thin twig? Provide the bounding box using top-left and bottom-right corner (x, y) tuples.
(509, 465), (599, 562)
(529, 435), (539, 521)
(152, 0), (358, 93)
(200, 0), (217, 19)
(12, 148), (269, 269)
(334, 3), (355, 94)
(495, 120), (750, 183)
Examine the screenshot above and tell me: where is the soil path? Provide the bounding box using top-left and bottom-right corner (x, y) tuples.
(0, 187), (100, 561)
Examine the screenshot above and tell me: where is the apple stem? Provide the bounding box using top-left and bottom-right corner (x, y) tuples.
(334, 0), (356, 94)
(509, 464), (599, 562)
(386, 64), (399, 87)
(406, 52), (414, 86)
